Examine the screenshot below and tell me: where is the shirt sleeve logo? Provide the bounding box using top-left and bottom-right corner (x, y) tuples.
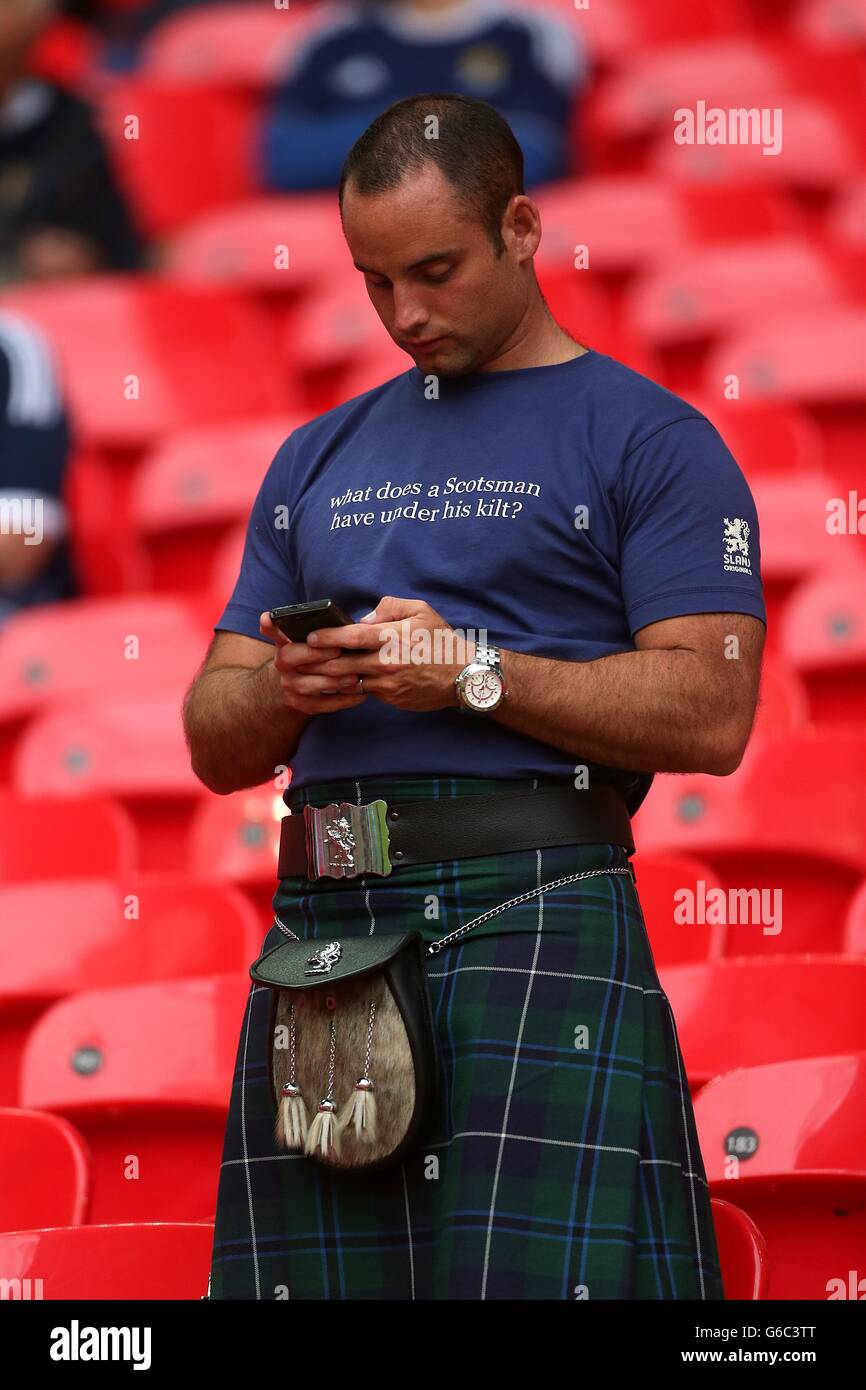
(723, 517), (753, 576)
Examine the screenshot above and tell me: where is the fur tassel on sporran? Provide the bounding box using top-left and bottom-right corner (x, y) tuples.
(277, 1081), (309, 1150)
(274, 1002), (309, 1150)
(305, 1099), (342, 1158)
(304, 1015), (342, 1159)
(337, 998), (379, 1142)
(338, 1077), (377, 1141)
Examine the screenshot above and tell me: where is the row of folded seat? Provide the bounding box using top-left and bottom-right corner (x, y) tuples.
(67, 13), (866, 237)
(2, 1044), (864, 1299)
(0, 1201), (770, 1300)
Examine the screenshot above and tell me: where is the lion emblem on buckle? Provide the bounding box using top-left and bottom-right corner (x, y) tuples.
(326, 814), (356, 869)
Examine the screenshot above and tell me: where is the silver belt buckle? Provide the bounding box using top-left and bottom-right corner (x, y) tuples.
(302, 799), (392, 879)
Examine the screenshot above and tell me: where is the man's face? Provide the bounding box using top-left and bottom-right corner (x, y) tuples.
(341, 163), (533, 377)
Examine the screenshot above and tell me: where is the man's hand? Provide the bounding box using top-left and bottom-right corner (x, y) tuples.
(259, 611), (369, 715)
(298, 595), (475, 712)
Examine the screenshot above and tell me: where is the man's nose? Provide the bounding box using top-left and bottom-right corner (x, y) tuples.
(391, 284), (429, 336)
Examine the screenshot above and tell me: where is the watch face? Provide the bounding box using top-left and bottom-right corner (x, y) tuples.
(464, 667), (503, 710)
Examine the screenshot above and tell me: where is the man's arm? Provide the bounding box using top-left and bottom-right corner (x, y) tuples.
(182, 631), (309, 795)
(490, 612), (765, 776)
(300, 598), (766, 778)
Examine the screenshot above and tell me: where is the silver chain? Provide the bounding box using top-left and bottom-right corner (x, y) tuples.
(272, 863), (634, 959)
(363, 999), (375, 1077)
(326, 1017), (337, 1101)
(425, 864), (634, 954)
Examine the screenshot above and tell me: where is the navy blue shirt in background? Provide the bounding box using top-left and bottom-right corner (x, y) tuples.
(216, 349), (766, 814)
(261, 0), (586, 190)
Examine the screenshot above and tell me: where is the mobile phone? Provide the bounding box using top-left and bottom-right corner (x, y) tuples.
(269, 599), (354, 643)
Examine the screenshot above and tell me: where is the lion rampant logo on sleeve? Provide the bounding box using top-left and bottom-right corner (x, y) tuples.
(723, 517), (752, 575)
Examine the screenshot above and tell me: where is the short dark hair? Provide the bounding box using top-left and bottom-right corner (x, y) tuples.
(338, 93), (524, 255)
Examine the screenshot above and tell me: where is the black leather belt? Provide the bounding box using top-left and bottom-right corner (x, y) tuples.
(277, 783), (634, 880)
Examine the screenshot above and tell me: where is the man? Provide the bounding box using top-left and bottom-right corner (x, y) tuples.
(184, 94), (765, 1300)
(0, 309), (77, 623)
(261, 0), (585, 191)
(0, 0), (143, 282)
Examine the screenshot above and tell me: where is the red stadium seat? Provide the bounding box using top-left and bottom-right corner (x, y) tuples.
(709, 303), (866, 498)
(0, 1222), (213, 1299)
(208, 520), (248, 602)
(0, 596), (208, 727)
(12, 693), (207, 872)
(592, 39), (788, 148)
(188, 787), (286, 917)
(794, 0), (866, 50)
(710, 1198), (769, 1300)
(777, 41), (866, 164)
(533, 177), (690, 278)
(0, 794), (137, 884)
(12, 692), (200, 798)
(140, 0), (319, 86)
(631, 852), (727, 967)
(843, 878), (866, 952)
(677, 183), (803, 241)
(166, 195), (349, 294)
(650, 98), (858, 196)
(660, 957), (866, 1091)
(685, 392), (824, 478)
(750, 473), (864, 642)
(524, 0), (750, 70)
(827, 178), (866, 258)
(720, 1172), (866, 1299)
(333, 339), (416, 404)
(28, 13), (98, 91)
(696, 1054), (866, 1299)
(0, 875), (262, 1106)
(634, 730), (866, 955)
(696, 1053), (866, 1181)
(622, 0), (753, 44)
(780, 568), (866, 727)
(0, 1109), (90, 1231)
(284, 273), (395, 375)
(0, 875), (264, 998)
(20, 975), (250, 1222)
(627, 237), (843, 350)
(130, 417), (302, 592)
(65, 448), (151, 597)
(826, 178), (866, 303)
(0, 279), (294, 452)
(749, 651), (809, 740)
(534, 268), (658, 375)
(99, 80), (258, 236)
(705, 307), (866, 406)
(187, 786), (286, 880)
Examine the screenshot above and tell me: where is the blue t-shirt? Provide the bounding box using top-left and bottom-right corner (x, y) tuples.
(216, 350), (766, 813)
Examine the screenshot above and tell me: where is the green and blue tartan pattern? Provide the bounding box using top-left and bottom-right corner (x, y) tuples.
(209, 775), (725, 1300)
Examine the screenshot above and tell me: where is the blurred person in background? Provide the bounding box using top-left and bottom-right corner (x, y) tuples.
(59, 0), (257, 68)
(0, 310), (77, 624)
(0, 0), (144, 282)
(262, 0), (586, 192)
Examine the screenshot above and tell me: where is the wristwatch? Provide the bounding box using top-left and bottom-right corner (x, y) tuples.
(455, 643), (507, 714)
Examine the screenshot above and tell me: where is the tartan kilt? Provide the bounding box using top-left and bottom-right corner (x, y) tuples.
(209, 774), (725, 1301)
